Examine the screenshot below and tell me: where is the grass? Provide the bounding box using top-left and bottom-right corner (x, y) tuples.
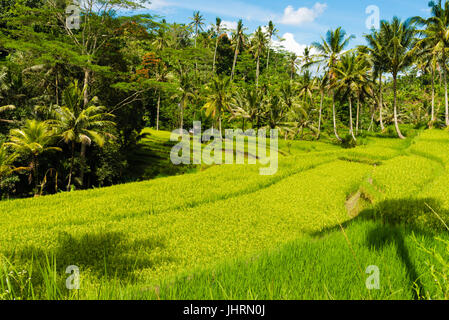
(1, 128), (449, 300)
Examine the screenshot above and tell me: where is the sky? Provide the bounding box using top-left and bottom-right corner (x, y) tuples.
(131, 0), (432, 56)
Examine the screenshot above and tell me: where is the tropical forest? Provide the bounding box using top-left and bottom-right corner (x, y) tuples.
(1, 0), (449, 301)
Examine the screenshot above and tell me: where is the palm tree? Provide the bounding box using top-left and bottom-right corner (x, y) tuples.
(381, 17), (418, 139)
(231, 20), (246, 81)
(250, 26), (267, 88)
(5, 120), (61, 195)
(298, 70), (317, 108)
(263, 93), (288, 133)
(189, 11), (205, 48)
(171, 69), (196, 130)
(299, 46), (314, 70)
(316, 75), (328, 139)
(212, 17), (224, 74)
(415, 44), (439, 126)
(152, 26), (169, 52)
(203, 76), (232, 135)
(413, 0), (449, 127)
(334, 53), (371, 141)
(265, 21), (278, 72)
(0, 144), (27, 185)
(154, 62), (170, 131)
(364, 28), (389, 131)
(287, 53), (299, 81)
(312, 27), (355, 141)
(230, 86), (263, 130)
(46, 81), (116, 191)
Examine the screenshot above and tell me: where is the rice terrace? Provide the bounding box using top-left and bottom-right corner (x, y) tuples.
(1, 0), (449, 303)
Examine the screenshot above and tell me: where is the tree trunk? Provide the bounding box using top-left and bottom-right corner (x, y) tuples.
(55, 72), (59, 105)
(368, 105), (375, 132)
(213, 37), (219, 73)
(266, 46), (271, 72)
(393, 74), (405, 139)
(317, 90), (324, 140)
(379, 73), (385, 131)
(356, 95), (360, 135)
(231, 38), (240, 81)
(332, 90), (341, 141)
(349, 97), (356, 141)
(67, 140), (75, 191)
(444, 51), (449, 126)
(79, 67), (90, 188)
(33, 155), (39, 196)
(431, 66), (435, 126)
(156, 91), (161, 131)
(256, 55), (260, 88)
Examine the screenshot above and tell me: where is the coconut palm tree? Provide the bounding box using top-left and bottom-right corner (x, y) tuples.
(287, 53), (299, 81)
(312, 27), (355, 141)
(0, 144), (27, 185)
(364, 28), (389, 131)
(5, 120), (61, 195)
(203, 76), (232, 135)
(298, 70), (317, 108)
(265, 21), (278, 72)
(45, 81), (116, 191)
(334, 53), (371, 141)
(189, 11), (205, 48)
(212, 17), (224, 74)
(413, 0), (449, 127)
(414, 44), (439, 126)
(230, 86), (263, 130)
(231, 20), (246, 81)
(171, 69), (196, 130)
(152, 26), (169, 52)
(316, 75), (328, 139)
(299, 46), (314, 71)
(250, 26), (267, 88)
(381, 17), (418, 139)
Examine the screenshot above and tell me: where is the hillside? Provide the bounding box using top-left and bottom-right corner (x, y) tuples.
(1, 129), (449, 299)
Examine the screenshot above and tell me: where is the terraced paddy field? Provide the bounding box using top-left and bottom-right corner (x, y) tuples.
(1, 129), (449, 300)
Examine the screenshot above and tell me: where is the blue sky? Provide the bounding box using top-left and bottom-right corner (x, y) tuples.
(134, 0), (432, 55)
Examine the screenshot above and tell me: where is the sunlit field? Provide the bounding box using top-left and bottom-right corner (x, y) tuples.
(3, 0), (449, 304)
(1, 128), (449, 300)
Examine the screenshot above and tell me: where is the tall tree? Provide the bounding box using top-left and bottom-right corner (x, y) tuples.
(313, 27), (355, 141)
(45, 81), (116, 191)
(364, 28), (389, 131)
(250, 27), (267, 88)
(413, 0), (449, 126)
(171, 68), (196, 130)
(5, 120), (61, 195)
(212, 17), (224, 74)
(381, 17), (417, 139)
(265, 21), (278, 72)
(203, 76), (232, 135)
(334, 53), (371, 141)
(190, 11), (206, 48)
(231, 20), (246, 81)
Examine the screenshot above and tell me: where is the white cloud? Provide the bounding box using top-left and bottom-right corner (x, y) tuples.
(280, 3), (327, 26)
(221, 20), (238, 31)
(273, 33), (315, 57)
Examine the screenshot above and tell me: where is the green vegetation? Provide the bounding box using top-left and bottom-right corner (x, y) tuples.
(1, 128), (449, 300)
(1, 0), (449, 301)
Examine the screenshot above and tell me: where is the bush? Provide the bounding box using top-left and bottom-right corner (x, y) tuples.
(341, 134), (357, 149)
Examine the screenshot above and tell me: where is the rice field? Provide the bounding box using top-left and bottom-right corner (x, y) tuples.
(1, 128), (449, 300)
